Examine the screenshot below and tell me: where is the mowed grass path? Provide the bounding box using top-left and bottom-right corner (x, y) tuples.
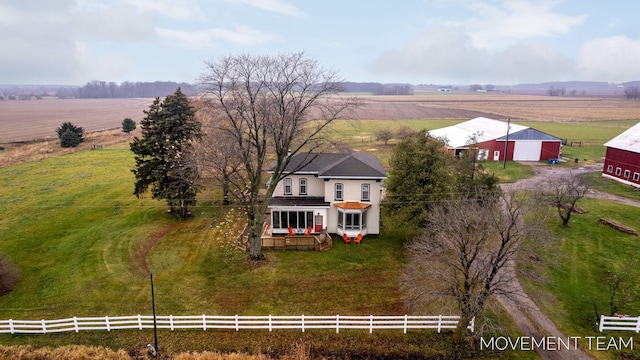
(0, 143), (406, 321)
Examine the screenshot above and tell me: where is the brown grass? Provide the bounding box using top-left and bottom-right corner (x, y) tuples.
(0, 128), (139, 168)
(0, 344), (305, 360)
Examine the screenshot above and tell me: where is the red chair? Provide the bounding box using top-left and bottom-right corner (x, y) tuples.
(288, 226), (295, 236)
(342, 233), (351, 244)
(355, 234), (363, 244)
(304, 227), (312, 236)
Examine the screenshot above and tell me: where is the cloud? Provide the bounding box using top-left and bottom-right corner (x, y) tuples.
(157, 25), (280, 48)
(461, 0), (586, 50)
(576, 36), (640, 82)
(121, 0), (205, 21)
(373, 26), (574, 84)
(233, 0), (304, 17)
(372, 0), (585, 83)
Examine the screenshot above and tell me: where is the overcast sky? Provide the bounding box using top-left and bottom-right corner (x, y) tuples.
(2, 0), (640, 85)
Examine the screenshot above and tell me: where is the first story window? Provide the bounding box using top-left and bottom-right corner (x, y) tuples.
(625, 170), (631, 178)
(616, 167), (622, 176)
(607, 165), (613, 173)
(272, 210), (314, 230)
(634, 172), (640, 181)
(337, 209), (368, 231)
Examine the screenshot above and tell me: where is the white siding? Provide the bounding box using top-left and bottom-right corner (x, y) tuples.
(272, 175), (324, 197)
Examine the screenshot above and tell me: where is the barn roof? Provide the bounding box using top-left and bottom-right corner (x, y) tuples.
(428, 117), (528, 148)
(604, 122), (640, 154)
(496, 128), (562, 142)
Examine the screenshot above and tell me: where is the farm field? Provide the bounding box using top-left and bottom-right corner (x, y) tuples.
(0, 98), (151, 144)
(2, 93), (640, 146)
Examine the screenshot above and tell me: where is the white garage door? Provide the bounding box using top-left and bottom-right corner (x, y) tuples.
(512, 141), (541, 161)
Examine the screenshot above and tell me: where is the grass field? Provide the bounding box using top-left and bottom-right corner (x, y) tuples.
(1, 143), (498, 359)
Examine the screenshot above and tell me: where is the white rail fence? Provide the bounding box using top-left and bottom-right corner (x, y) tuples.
(0, 314), (474, 335)
(599, 315), (640, 332)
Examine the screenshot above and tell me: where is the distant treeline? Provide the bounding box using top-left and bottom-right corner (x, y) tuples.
(341, 82), (413, 95)
(56, 81), (198, 99)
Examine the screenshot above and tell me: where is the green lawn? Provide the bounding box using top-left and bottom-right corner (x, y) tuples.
(519, 198), (640, 359)
(1, 143), (518, 358)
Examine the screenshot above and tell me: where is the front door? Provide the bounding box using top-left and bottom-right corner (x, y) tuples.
(314, 214), (323, 233)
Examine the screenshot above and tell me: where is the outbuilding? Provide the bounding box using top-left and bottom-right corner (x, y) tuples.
(603, 122), (640, 187)
(428, 117), (562, 162)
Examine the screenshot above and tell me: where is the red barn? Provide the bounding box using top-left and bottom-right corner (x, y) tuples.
(429, 117), (562, 161)
(603, 122), (640, 187)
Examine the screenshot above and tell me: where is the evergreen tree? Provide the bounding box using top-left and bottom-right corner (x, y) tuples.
(383, 131), (455, 229)
(121, 118), (136, 133)
(130, 88), (202, 218)
(56, 122), (84, 147)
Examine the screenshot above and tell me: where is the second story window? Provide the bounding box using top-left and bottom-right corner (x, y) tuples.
(299, 178), (307, 195)
(335, 183), (343, 201)
(284, 178), (292, 195)
(361, 184), (370, 201)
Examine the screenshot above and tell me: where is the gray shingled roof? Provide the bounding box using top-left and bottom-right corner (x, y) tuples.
(269, 152), (386, 179)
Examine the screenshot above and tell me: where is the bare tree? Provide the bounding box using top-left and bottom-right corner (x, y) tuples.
(541, 172), (590, 226)
(402, 189), (549, 344)
(395, 126), (416, 140)
(198, 52), (359, 260)
(194, 99), (244, 205)
(376, 128), (393, 145)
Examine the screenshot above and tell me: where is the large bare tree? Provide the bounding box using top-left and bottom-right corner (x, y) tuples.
(198, 52), (359, 260)
(402, 189), (549, 344)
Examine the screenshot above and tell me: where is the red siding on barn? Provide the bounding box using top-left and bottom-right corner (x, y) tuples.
(603, 147), (640, 187)
(493, 141), (516, 161)
(540, 142), (561, 161)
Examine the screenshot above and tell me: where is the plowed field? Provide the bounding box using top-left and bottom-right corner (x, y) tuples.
(2, 94), (640, 144)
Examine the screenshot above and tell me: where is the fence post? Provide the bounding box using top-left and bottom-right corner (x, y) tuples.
(169, 315), (174, 331)
(8, 319), (13, 335)
(336, 314), (340, 334)
(301, 314), (305, 332)
(73, 317), (78, 333)
(469, 317), (475, 333)
(269, 315), (272, 332)
(202, 314), (207, 331)
(438, 315), (442, 333)
(105, 316), (110, 332)
(41, 319), (46, 334)
(370, 315), (373, 334)
(636, 316), (640, 333)
(235, 315), (239, 331)
(599, 315), (604, 332)
(404, 315), (407, 334)
(138, 314), (142, 330)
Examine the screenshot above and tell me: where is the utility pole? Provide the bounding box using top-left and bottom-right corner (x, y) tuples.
(150, 273), (158, 357)
(503, 118), (511, 169)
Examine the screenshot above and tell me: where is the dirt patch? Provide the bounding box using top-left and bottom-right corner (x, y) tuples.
(133, 223), (178, 275)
